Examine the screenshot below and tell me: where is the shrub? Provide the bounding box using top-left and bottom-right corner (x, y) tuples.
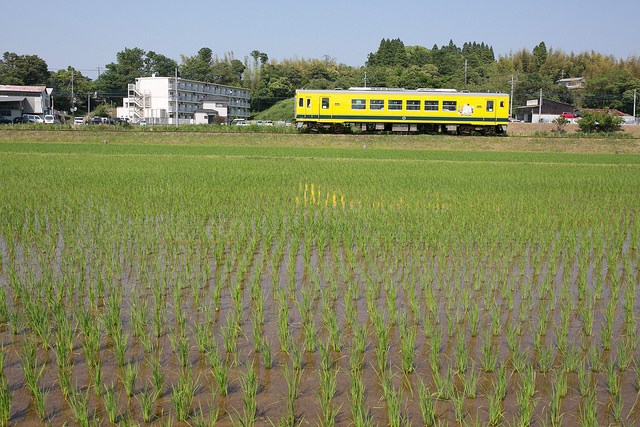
(578, 110), (624, 133)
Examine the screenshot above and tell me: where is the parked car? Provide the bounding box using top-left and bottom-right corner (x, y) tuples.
(13, 117), (29, 124)
(139, 120), (147, 126)
(231, 118), (248, 126)
(560, 112), (574, 119)
(44, 114), (60, 124)
(89, 117), (104, 125)
(22, 114), (43, 123)
(0, 116), (12, 124)
(74, 117), (84, 125)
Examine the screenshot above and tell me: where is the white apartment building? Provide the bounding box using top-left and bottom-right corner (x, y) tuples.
(118, 75), (250, 125)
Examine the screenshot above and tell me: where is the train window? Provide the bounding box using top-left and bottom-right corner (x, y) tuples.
(406, 100), (420, 111)
(307, 99), (311, 108)
(500, 101), (505, 108)
(322, 98), (329, 109)
(370, 99), (384, 110)
(443, 101), (457, 111)
(424, 100), (438, 111)
(351, 99), (366, 110)
(487, 101), (494, 112)
(299, 98), (304, 108)
(389, 100), (403, 110)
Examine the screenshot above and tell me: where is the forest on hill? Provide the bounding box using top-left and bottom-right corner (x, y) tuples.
(2, 38), (639, 116)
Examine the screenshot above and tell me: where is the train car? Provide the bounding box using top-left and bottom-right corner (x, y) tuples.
(295, 87), (509, 135)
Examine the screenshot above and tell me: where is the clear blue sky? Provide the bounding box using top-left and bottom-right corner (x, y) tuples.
(3, 0), (638, 80)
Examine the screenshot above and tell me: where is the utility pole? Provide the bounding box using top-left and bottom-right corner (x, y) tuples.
(363, 71), (368, 88)
(71, 70), (74, 116)
(175, 68), (179, 128)
(538, 89), (543, 122)
(508, 72), (519, 120)
(464, 59), (467, 88)
(634, 89), (637, 123)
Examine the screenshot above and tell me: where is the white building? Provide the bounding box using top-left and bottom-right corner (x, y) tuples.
(556, 77), (585, 90)
(118, 76), (249, 125)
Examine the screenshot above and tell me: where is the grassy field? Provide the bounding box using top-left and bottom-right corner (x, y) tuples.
(0, 129), (639, 426)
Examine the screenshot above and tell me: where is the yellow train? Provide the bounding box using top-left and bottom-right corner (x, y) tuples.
(295, 87), (510, 135)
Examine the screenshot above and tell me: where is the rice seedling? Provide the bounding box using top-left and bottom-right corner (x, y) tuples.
(0, 376), (11, 426)
(537, 345), (554, 374)
(149, 355), (165, 399)
(487, 387), (504, 426)
(122, 362), (138, 397)
(68, 386), (91, 427)
(237, 363), (258, 427)
(171, 368), (199, 422)
(103, 382), (119, 424)
(209, 347), (229, 397)
(578, 387), (598, 426)
(136, 385), (154, 424)
(417, 377), (436, 426)
(381, 372), (406, 427)
(481, 330), (498, 373)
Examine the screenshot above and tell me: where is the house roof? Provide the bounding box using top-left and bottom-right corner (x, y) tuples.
(580, 109), (626, 116)
(0, 85), (48, 93)
(0, 96), (27, 103)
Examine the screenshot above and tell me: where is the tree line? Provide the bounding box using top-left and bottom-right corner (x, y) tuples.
(2, 39), (639, 116)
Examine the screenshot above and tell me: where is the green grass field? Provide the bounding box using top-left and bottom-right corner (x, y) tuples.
(0, 130), (639, 425)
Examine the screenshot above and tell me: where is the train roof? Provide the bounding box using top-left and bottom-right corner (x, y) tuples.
(296, 87), (509, 97)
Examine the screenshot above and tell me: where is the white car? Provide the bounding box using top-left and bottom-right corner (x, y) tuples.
(22, 114), (44, 123)
(74, 117), (84, 125)
(231, 118), (248, 126)
(44, 115), (58, 124)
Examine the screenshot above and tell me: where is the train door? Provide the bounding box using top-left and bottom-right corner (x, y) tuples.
(485, 99), (497, 123)
(297, 96), (312, 119)
(319, 96), (331, 120)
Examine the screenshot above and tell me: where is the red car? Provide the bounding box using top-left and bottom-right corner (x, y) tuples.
(560, 112), (574, 119)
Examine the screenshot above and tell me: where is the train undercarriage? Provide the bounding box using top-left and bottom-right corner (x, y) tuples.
(301, 121), (506, 136)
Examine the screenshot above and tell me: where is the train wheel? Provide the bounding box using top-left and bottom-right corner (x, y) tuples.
(482, 126), (496, 136)
(332, 123), (344, 134)
(457, 125), (472, 136)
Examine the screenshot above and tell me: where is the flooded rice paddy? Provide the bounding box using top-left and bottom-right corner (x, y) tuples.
(0, 139), (639, 425)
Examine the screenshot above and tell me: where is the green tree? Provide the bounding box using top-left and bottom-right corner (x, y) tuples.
(367, 38), (408, 67)
(532, 42), (548, 69)
(0, 52), (50, 85)
(144, 51), (178, 77)
(180, 47), (213, 81)
(585, 70), (640, 112)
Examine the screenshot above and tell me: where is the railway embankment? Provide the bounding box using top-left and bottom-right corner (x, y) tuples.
(508, 122), (640, 136)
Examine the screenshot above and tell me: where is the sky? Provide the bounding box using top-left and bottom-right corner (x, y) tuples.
(3, 0), (639, 80)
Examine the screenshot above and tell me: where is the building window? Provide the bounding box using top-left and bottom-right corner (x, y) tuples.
(443, 101), (457, 111)
(370, 99), (384, 110)
(351, 99), (366, 110)
(406, 100), (420, 111)
(389, 100), (403, 110)
(424, 100), (438, 111)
